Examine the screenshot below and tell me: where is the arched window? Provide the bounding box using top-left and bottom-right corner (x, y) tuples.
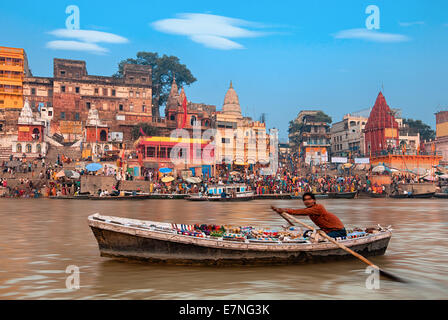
(32, 128), (40, 140)
(36, 144), (42, 154)
(190, 116), (197, 126)
(16, 143), (22, 153)
(170, 114), (176, 121)
(26, 144), (32, 153)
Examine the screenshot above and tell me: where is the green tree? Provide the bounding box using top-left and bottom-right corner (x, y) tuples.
(402, 118), (435, 141)
(312, 111), (332, 124)
(114, 52), (197, 114)
(131, 123), (162, 140)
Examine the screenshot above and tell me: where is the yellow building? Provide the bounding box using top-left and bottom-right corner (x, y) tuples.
(0, 46), (30, 109)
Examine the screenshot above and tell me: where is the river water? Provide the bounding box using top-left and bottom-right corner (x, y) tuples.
(0, 198), (447, 300)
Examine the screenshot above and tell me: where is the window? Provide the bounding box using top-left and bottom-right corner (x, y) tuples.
(86, 102), (91, 110)
(36, 144), (41, 154)
(31, 88), (36, 95)
(0, 123), (3, 131)
(16, 143), (22, 153)
(129, 77), (134, 82)
(60, 71), (66, 76)
(48, 111), (53, 116)
(60, 112), (65, 119)
(142, 77), (146, 82)
(158, 147), (167, 159)
(26, 144), (32, 153)
(146, 146), (156, 158)
(119, 104), (123, 111)
(170, 114), (175, 121)
(61, 86), (66, 93)
(130, 105), (134, 111)
(75, 113), (80, 120)
(142, 105), (146, 112)
(136, 92), (140, 98)
(94, 88), (99, 94)
(190, 116), (197, 126)
(75, 87), (80, 93)
(0, 100), (3, 105)
(222, 138), (230, 143)
(103, 88), (108, 96)
(143, 92), (146, 98)
(112, 89), (116, 96)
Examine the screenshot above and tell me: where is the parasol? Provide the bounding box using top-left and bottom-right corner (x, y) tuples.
(185, 177), (202, 184)
(55, 170), (66, 178)
(372, 165), (385, 173)
(65, 170), (80, 179)
(161, 176), (175, 183)
(159, 168), (172, 174)
(86, 163), (103, 172)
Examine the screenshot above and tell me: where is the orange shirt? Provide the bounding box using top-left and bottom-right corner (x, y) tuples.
(286, 204), (345, 233)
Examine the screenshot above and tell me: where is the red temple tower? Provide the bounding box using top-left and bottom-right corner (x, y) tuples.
(364, 92), (399, 157)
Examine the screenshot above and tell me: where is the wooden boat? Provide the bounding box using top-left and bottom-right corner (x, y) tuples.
(389, 193), (410, 199)
(328, 191), (357, 199)
(369, 192), (388, 198)
(89, 194), (151, 200)
(88, 213), (392, 266)
(290, 193), (328, 200)
(434, 193), (448, 199)
(49, 195), (90, 200)
(186, 183), (255, 202)
(409, 192), (435, 199)
(255, 194), (292, 200)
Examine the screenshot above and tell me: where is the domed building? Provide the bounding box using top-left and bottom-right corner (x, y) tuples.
(214, 81), (272, 169)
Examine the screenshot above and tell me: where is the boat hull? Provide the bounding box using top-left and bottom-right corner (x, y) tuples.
(434, 193), (448, 199)
(88, 214), (391, 266)
(410, 192), (435, 199)
(328, 192), (357, 199)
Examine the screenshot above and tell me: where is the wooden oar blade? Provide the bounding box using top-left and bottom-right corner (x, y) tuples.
(379, 269), (408, 283)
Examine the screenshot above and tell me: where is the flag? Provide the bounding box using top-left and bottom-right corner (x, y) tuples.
(139, 127), (147, 137)
(181, 95), (187, 129)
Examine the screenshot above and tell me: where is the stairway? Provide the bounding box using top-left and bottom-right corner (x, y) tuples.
(0, 146), (12, 161)
(45, 145), (82, 163)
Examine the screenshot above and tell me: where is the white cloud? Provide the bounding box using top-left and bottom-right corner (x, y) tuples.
(46, 41), (108, 55)
(399, 21), (425, 27)
(152, 13), (267, 50)
(333, 28), (410, 43)
(46, 29), (128, 54)
(48, 29), (129, 44)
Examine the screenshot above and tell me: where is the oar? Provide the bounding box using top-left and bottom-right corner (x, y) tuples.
(274, 210), (407, 283)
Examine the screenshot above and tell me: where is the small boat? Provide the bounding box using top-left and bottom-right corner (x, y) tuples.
(389, 193), (410, 199)
(186, 183), (255, 202)
(88, 213), (393, 266)
(434, 193), (448, 199)
(89, 194), (150, 200)
(328, 192), (357, 199)
(409, 192), (435, 199)
(49, 195), (90, 200)
(255, 194), (292, 200)
(369, 192), (388, 198)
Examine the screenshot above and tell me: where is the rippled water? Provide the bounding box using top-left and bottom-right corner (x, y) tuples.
(0, 198), (447, 299)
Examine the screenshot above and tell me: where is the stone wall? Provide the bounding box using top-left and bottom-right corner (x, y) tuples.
(80, 175), (151, 194)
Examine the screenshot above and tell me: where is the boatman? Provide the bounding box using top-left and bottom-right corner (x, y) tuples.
(272, 192), (347, 238)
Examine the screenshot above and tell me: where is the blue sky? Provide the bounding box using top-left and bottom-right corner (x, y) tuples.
(1, 0), (447, 141)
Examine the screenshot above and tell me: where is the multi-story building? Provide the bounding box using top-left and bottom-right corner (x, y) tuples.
(289, 110), (331, 165)
(213, 82), (270, 169)
(0, 46), (31, 110)
(424, 111), (448, 165)
(330, 114), (367, 157)
(22, 58), (153, 146)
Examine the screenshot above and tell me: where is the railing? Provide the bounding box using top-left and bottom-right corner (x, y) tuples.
(370, 150), (443, 157)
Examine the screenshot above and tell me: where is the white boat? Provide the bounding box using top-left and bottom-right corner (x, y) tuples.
(187, 183), (255, 201)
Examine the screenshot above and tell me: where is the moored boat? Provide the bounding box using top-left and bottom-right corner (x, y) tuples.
(409, 192), (435, 199)
(328, 191), (357, 199)
(186, 183), (255, 201)
(434, 192), (448, 199)
(88, 213), (392, 266)
(369, 192), (388, 198)
(389, 193), (410, 199)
